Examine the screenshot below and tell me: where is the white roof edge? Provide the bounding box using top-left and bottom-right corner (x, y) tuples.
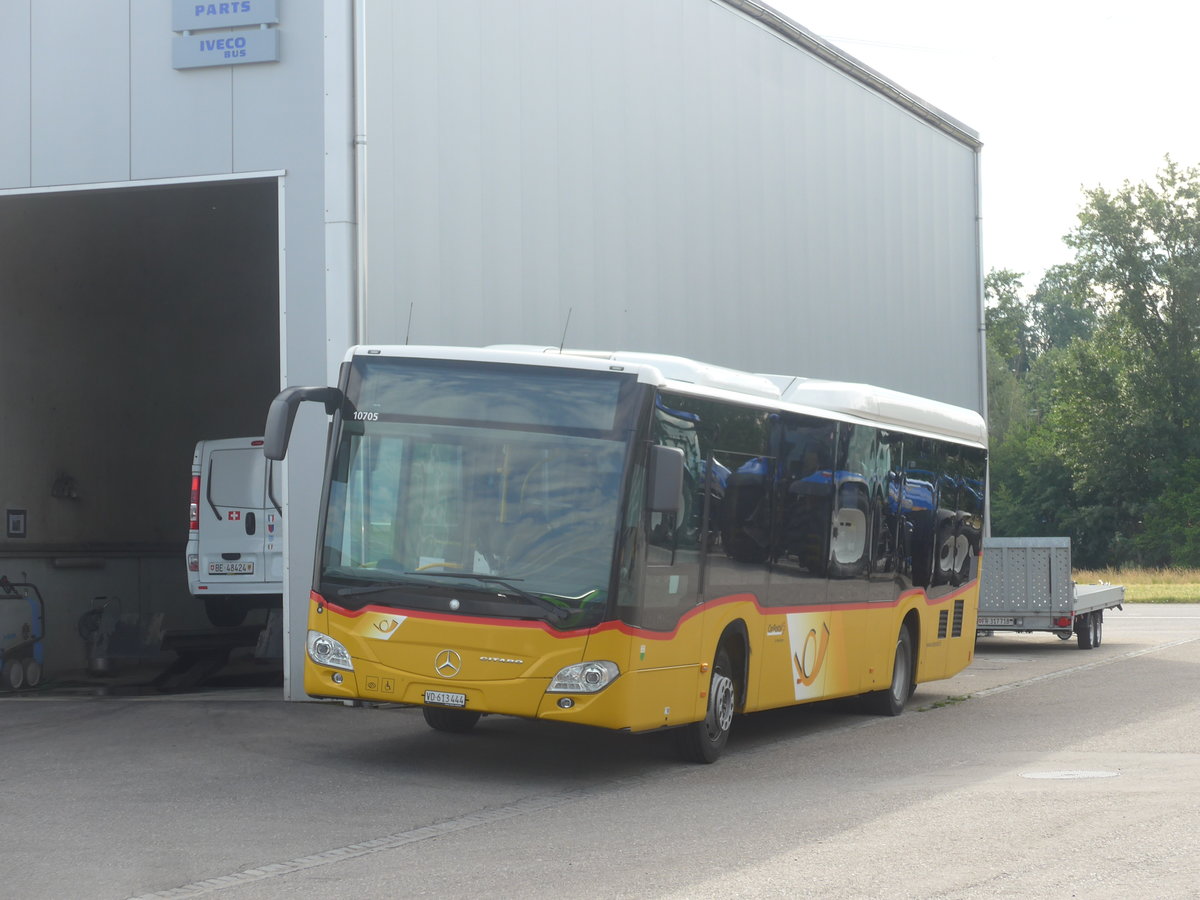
(346, 344), (666, 384)
(483, 346), (782, 398)
(346, 346), (986, 446)
(776, 378), (987, 447)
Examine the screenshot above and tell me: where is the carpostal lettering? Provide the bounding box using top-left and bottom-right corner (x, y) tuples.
(195, 2), (252, 15)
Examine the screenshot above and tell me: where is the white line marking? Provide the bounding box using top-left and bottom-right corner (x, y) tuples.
(127, 776), (654, 899)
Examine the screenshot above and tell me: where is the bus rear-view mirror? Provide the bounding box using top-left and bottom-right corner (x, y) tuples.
(648, 444), (685, 514)
(264, 386), (343, 460)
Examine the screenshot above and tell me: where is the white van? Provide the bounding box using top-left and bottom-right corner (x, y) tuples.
(186, 437), (283, 626)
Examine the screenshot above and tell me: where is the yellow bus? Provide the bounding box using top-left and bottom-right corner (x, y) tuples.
(266, 346), (986, 762)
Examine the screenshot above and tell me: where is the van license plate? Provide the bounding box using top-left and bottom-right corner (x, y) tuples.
(977, 616), (1015, 627)
(208, 562), (254, 575)
(424, 690), (467, 708)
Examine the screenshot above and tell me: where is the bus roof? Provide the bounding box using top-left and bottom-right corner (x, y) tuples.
(346, 345), (987, 448)
(768, 376), (987, 447)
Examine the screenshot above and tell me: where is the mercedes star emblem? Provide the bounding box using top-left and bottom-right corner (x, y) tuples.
(434, 649), (462, 678)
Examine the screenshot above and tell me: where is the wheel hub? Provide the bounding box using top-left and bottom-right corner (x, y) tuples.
(708, 671), (735, 737)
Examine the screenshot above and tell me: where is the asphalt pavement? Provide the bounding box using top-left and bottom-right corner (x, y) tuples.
(3, 603), (1198, 900)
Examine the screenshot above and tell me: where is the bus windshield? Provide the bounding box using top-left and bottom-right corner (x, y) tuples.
(318, 357), (641, 628)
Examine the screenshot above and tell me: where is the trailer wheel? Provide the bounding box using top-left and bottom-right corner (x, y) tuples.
(1093, 611), (1103, 648)
(1076, 612), (1096, 650)
(422, 706), (482, 734)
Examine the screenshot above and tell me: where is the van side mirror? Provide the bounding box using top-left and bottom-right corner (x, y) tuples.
(648, 445), (685, 514)
(264, 386), (343, 460)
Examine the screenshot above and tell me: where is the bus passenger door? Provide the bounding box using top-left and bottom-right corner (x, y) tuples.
(829, 424), (881, 695)
(630, 436), (706, 732)
(764, 430), (834, 706)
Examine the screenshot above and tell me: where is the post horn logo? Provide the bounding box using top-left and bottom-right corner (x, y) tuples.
(373, 618), (400, 635)
(794, 622), (831, 687)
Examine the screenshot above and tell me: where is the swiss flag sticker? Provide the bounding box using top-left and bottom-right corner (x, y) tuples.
(228, 510), (242, 521)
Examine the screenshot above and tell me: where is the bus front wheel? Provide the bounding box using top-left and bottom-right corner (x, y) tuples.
(422, 706), (482, 734)
(676, 646), (736, 764)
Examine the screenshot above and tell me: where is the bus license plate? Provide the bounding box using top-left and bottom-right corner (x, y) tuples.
(424, 690), (467, 708)
(208, 561), (254, 575)
(978, 616), (1015, 627)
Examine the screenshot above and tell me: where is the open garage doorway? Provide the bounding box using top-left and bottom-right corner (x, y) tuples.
(0, 177), (282, 692)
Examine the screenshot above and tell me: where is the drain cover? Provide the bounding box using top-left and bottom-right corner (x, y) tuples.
(1020, 770), (1120, 780)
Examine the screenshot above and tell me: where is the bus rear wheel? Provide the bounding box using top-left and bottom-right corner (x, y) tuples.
(676, 646), (736, 764)
(422, 706), (482, 734)
(868, 626), (914, 717)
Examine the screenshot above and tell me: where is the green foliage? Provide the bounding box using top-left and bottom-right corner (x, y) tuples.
(984, 343), (1029, 447)
(984, 269), (1030, 374)
(988, 422), (1073, 539)
(1028, 264), (1097, 354)
(1133, 458), (1200, 567)
(987, 156), (1200, 568)
(1067, 158), (1200, 446)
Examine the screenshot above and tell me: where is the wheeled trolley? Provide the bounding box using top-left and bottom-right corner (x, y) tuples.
(1, 576), (46, 689)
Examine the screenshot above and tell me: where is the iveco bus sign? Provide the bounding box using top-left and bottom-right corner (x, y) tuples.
(171, 0), (280, 70)
(173, 29), (279, 69)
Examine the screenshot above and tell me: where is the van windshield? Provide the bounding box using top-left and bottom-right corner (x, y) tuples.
(318, 358), (642, 628)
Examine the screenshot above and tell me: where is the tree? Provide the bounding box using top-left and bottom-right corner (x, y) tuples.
(1038, 318), (1150, 565)
(984, 269), (1031, 375)
(985, 343), (1029, 448)
(1044, 157), (1200, 565)
(1066, 156), (1200, 460)
(987, 157), (1200, 566)
(1028, 263), (1097, 356)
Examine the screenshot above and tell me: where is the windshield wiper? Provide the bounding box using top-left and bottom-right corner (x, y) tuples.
(335, 581), (413, 600)
(406, 571), (571, 622)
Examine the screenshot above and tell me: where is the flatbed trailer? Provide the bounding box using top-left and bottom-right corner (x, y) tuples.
(979, 537), (1124, 649)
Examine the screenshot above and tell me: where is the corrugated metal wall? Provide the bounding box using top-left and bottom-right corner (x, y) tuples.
(361, 0), (983, 411)
(0, 0), (337, 697)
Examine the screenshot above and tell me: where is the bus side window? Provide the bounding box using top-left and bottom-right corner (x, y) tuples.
(902, 438), (940, 588)
(770, 417), (836, 579)
(648, 400), (705, 552)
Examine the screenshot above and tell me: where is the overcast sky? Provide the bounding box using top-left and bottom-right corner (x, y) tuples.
(765, 0), (1197, 291)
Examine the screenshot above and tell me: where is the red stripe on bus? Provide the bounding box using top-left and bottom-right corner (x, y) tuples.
(313, 576), (979, 642)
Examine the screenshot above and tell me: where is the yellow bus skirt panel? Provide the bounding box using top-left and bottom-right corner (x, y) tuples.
(305, 594), (709, 731)
(302, 579), (979, 726)
(574, 623), (703, 732)
(747, 605), (879, 710)
(306, 595), (589, 716)
(915, 580), (979, 684)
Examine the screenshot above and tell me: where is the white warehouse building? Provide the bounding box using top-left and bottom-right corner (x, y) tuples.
(0, 0), (984, 698)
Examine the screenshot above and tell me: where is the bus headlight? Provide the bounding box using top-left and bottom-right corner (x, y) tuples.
(307, 630), (354, 671)
(547, 661), (620, 693)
